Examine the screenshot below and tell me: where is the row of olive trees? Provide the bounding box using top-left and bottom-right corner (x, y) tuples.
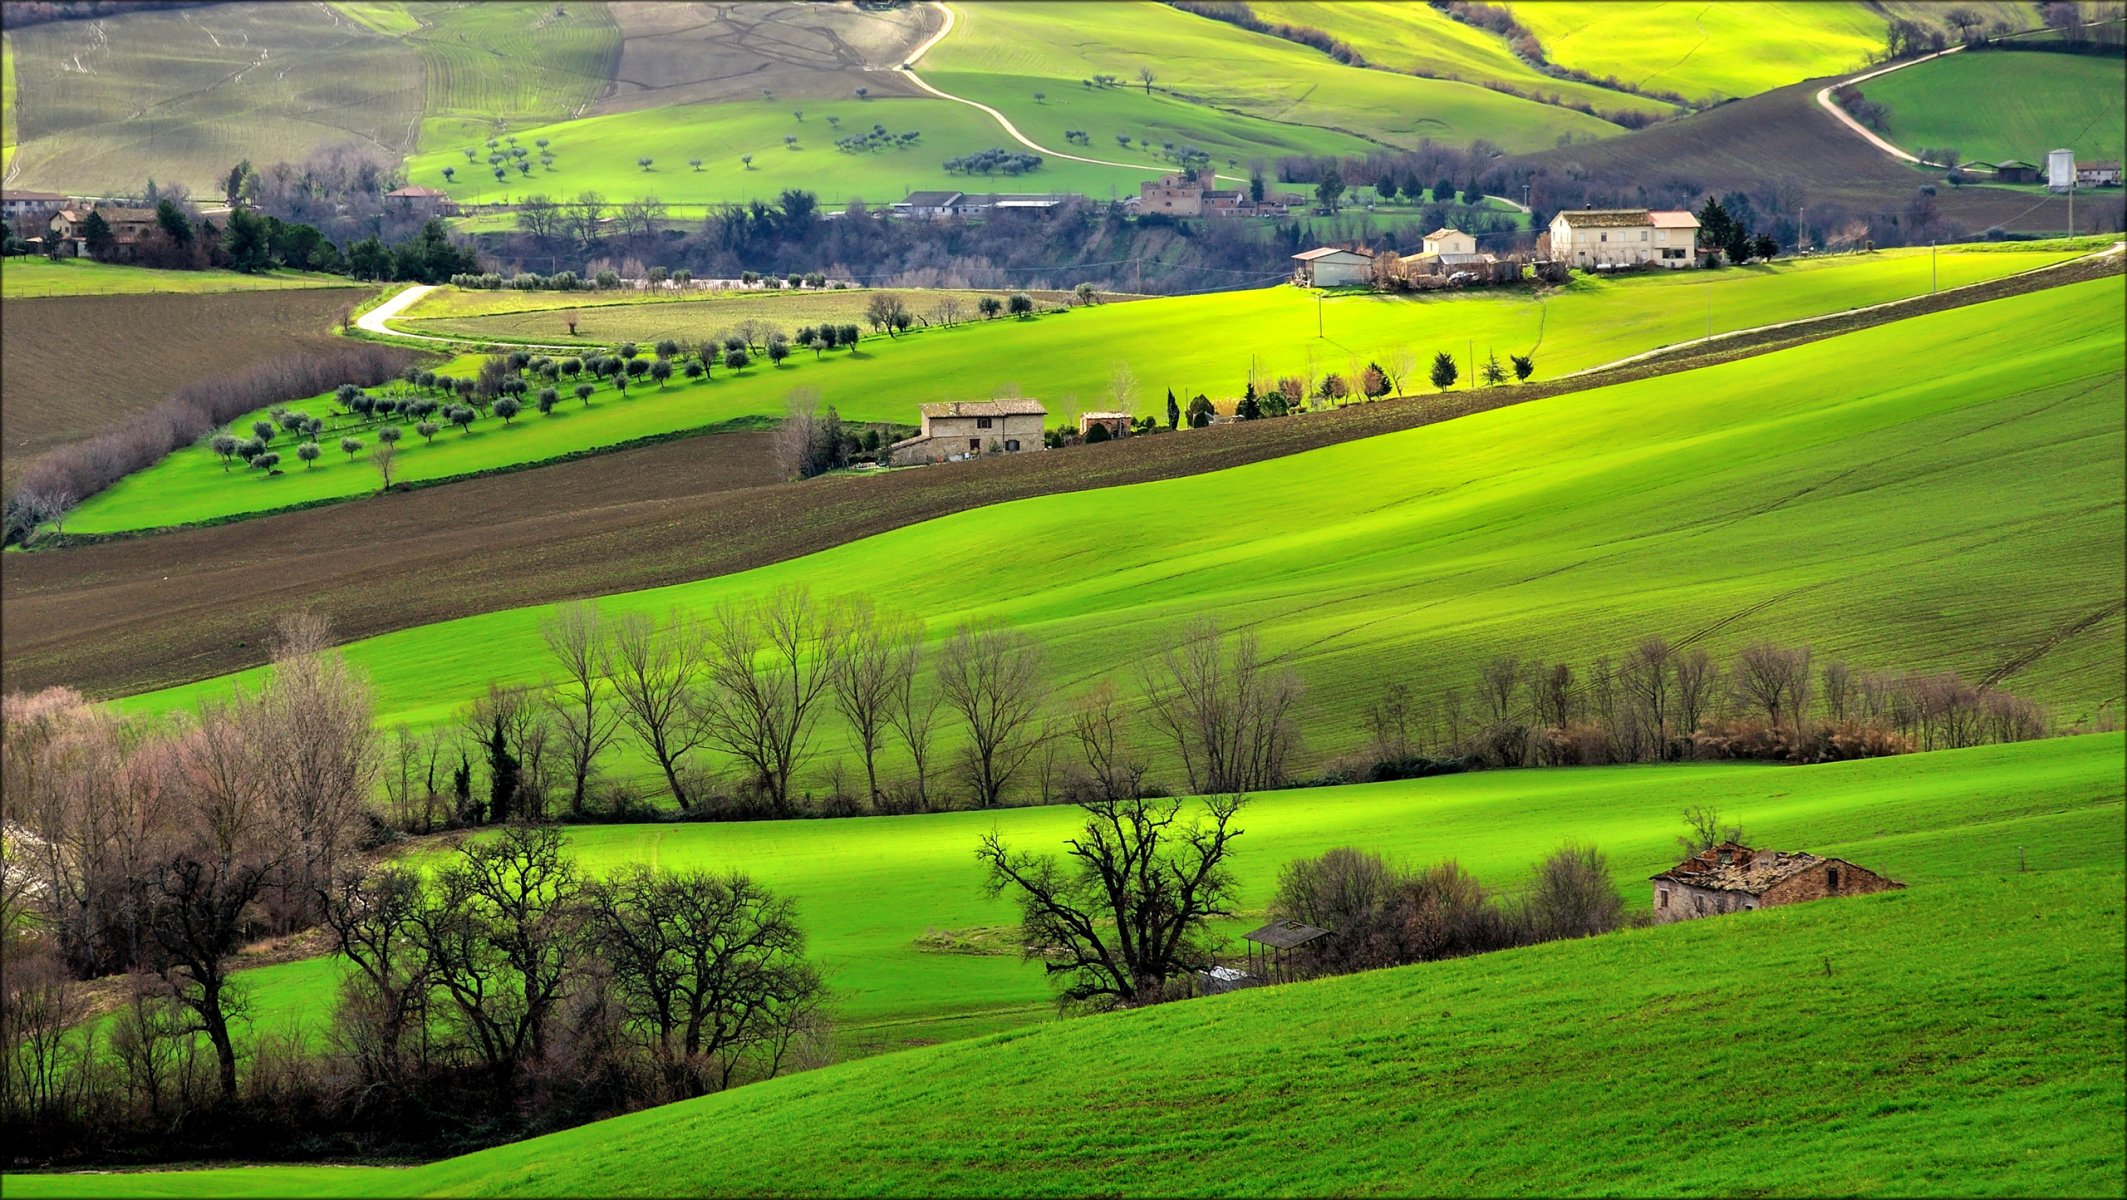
(1361, 637), (2053, 772)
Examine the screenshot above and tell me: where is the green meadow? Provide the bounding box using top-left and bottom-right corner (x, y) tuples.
(1279, 1), (1677, 119)
(919, 1), (1621, 162)
(111, 277), (2127, 793)
(9, 733), (2122, 1197)
(0, 259), (365, 299)
(61, 244), (2088, 535)
(1502, 1), (1889, 102)
(402, 96), (1161, 210)
(1867, 50), (2126, 168)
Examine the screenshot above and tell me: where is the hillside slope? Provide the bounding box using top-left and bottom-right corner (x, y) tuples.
(106, 276), (2127, 777)
(8, 734), (2121, 1197)
(1866, 49), (2127, 167)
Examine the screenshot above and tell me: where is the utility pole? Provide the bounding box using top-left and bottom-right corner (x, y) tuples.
(1931, 240), (1937, 293)
(1316, 293), (1323, 339)
(1798, 206), (1806, 253)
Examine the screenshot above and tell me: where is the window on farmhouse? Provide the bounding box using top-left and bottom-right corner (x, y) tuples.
(1827, 867), (1840, 892)
(968, 438), (981, 451)
(1659, 889), (1669, 909)
(977, 416), (993, 429)
(1005, 439), (1020, 451)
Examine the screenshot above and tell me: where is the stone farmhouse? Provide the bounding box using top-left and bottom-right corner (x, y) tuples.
(890, 399), (1047, 463)
(47, 204), (158, 260)
(1290, 246), (1373, 287)
(1135, 172), (1299, 217)
(385, 185), (460, 217)
(1547, 208), (1701, 269)
(2077, 160), (2122, 187)
(1077, 410), (1132, 439)
(1650, 842), (1902, 924)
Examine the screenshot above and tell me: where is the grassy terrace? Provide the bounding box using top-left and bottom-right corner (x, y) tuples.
(1867, 49), (2126, 168)
(60, 243), (2091, 535)
(8, 733), (2122, 1196)
(0, 259), (366, 299)
(109, 275), (2126, 783)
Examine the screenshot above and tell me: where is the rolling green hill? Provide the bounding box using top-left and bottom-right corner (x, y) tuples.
(1867, 49), (2127, 169)
(58, 243), (2090, 535)
(107, 273), (2127, 798)
(400, 96), (1162, 210)
(8, 733), (2121, 1197)
(919, 1), (1623, 164)
(1278, 1), (1678, 119)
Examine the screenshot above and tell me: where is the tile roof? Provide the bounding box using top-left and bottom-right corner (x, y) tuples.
(1556, 208), (1653, 228)
(1245, 919), (1333, 949)
(1424, 227), (1469, 240)
(1649, 210), (1700, 228)
(1293, 246), (1373, 260)
(895, 191), (965, 207)
(1652, 843), (1824, 896)
(920, 399), (1047, 418)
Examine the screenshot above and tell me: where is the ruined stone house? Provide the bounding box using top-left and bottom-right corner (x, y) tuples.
(1650, 842), (1901, 924)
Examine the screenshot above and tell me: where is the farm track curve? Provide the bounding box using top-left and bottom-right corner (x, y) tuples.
(5, 250), (2119, 700)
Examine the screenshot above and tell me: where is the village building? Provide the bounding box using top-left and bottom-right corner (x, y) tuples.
(2076, 160), (2122, 188)
(1077, 410), (1132, 439)
(46, 205), (158, 259)
(1989, 160), (2041, 184)
(889, 191), (1075, 219)
(889, 399), (1047, 464)
(1547, 208), (1700, 269)
(1291, 246), (1373, 287)
(2, 189), (69, 221)
(1650, 842), (1903, 924)
(1135, 172), (1297, 218)
(385, 184), (460, 217)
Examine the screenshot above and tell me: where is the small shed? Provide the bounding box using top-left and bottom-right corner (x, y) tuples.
(1993, 160), (2040, 184)
(1077, 410), (1131, 439)
(1291, 246), (1373, 287)
(1243, 918), (1331, 982)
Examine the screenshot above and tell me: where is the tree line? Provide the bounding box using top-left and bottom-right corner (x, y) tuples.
(1, 621), (824, 1167)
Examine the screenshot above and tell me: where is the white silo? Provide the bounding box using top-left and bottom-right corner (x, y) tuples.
(2047, 148), (2076, 191)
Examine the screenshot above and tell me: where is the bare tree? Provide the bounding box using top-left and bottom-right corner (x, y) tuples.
(1677, 805), (1744, 855)
(1821, 659), (1853, 723)
(1673, 647), (1719, 740)
(604, 611), (709, 809)
(884, 636), (941, 811)
(977, 790), (1243, 1009)
(244, 613), (375, 928)
(831, 600), (919, 808)
(542, 602), (621, 817)
(1071, 681), (1147, 802)
(373, 442), (398, 490)
(583, 867), (825, 1096)
(1733, 642), (1812, 727)
(937, 623), (1049, 808)
(143, 850), (272, 1098)
(1141, 619), (1303, 795)
(320, 864), (433, 1087)
(694, 587), (841, 814)
(1622, 636), (1673, 760)
(1108, 360), (1139, 415)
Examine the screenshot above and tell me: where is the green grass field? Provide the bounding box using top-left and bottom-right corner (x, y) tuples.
(1868, 50), (2126, 169)
(1279, 1), (1677, 120)
(8, 733), (2121, 1196)
(105, 274), (2127, 806)
(2, 3), (424, 196)
(59, 244), (2090, 535)
(921, 1), (1622, 164)
(403, 96), (1161, 210)
(0, 259), (366, 299)
(395, 1), (620, 151)
(2, 31), (18, 176)
(1502, 1), (1889, 102)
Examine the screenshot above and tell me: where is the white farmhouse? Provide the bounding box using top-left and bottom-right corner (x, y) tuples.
(1547, 208), (1701, 269)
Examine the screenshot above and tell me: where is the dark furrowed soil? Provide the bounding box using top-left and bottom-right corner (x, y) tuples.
(1, 289), (370, 488)
(4, 252), (2116, 699)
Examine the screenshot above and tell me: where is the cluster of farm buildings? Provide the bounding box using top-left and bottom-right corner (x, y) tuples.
(1, 186), (456, 258)
(888, 171), (1308, 221)
(1969, 147), (2120, 188)
(1291, 206), (1704, 288)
